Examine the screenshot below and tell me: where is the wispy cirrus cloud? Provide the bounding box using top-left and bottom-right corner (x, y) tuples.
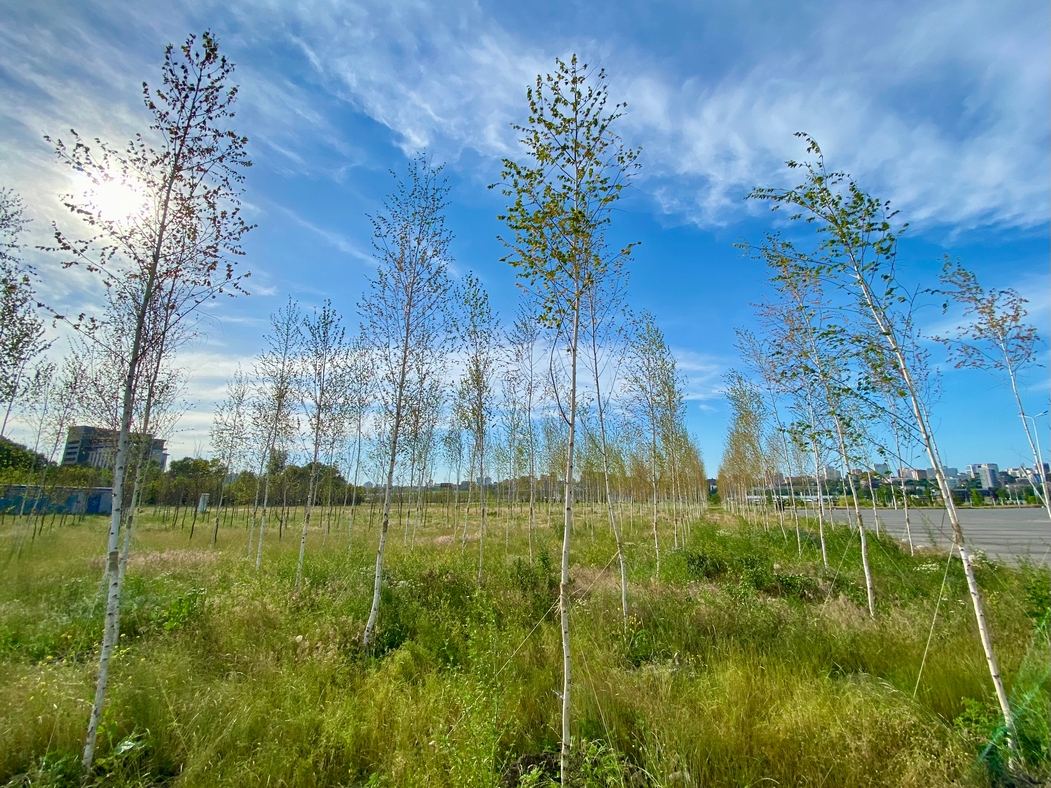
(212, 0), (1049, 231)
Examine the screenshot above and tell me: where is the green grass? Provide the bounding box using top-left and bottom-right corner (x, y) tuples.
(0, 505), (1047, 786)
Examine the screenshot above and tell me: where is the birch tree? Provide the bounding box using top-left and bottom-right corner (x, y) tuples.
(12, 362), (57, 551)
(508, 302), (542, 560)
(210, 366), (249, 546)
(294, 300), (347, 588)
(404, 364), (443, 550)
(719, 371), (765, 518)
(343, 335), (374, 550)
(936, 264), (1050, 521)
(361, 155), (453, 650)
(754, 254), (875, 611)
(441, 422), (466, 530)
(737, 329), (807, 555)
(456, 273), (499, 583)
(750, 134), (1017, 750)
(0, 189), (48, 437)
(45, 33), (252, 771)
(626, 314), (676, 575)
(496, 56), (638, 781)
(250, 298), (301, 567)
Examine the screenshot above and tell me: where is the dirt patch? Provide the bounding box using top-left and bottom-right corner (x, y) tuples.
(570, 564), (623, 598)
(89, 549), (219, 570)
(433, 532), (478, 546)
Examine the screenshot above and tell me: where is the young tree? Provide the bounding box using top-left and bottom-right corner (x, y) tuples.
(0, 188), (48, 437)
(12, 361), (57, 552)
(404, 364), (443, 550)
(295, 300), (347, 588)
(753, 255), (875, 612)
(750, 134), (1017, 750)
(496, 56), (638, 782)
(45, 32), (252, 771)
(250, 298), (301, 567)
(937, 264), (1050, 521)
(583, 257), (631, 627)
(507, 302), (542, 560)
(500, 360), (526, 549)
(718, 370), (764, 518)
(343, 335), (374, 550)
(361, 155), (454, 650)
(68, 292), (186, 572)
(736, 329), (805, 551)
(441, 422), (466, 530)
(456, 273), (499, 584)
(210, 367), (250, 546)
(626, 313), (684, 573)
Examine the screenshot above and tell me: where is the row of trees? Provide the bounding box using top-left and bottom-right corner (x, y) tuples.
(207, 291), (705, 563)
(719, 134), (1048, 756)
(1, 36), (705, 780)
(11, 27), (1036, 780)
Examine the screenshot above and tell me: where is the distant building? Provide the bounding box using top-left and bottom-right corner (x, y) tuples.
(972, 463), (999, 489)
(873, 463), (890, 476)
(1015, 464), (1051, 485)
(61, 426), (168, 472)
(819, 466), (841, 481)
(900, 468), (926, 481)
(918, 466), (958, 483)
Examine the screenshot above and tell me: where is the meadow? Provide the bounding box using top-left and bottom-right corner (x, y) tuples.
(1, 505), (1048, 787)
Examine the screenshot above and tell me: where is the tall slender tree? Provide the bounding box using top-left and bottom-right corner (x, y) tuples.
(0, 188), (48, 437)
(626, 314), (676, 575)
(750, 134), (1016, 749)
(45, 32), (252, 771)
(456, 273), (499, 584)
(496, 56), (638, 781)
(250, 298), (301, 567)
(343, 335), (375, 551)
(754, 254), (875, 612)
(295, 300), (347, 588)
(210, 367), (250, 546)
(508, 302), (542, 560)
(361, 155), (454, 650)
(936, 264), (1050, 522)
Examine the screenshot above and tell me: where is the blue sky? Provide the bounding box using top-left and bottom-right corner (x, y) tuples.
(1, 0), (1048, 471)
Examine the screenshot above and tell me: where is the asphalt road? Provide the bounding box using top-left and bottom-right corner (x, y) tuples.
(828, 506), (1051, 566)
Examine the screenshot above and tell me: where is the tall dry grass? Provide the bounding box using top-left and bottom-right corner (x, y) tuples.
(0, 504), (1046, 786)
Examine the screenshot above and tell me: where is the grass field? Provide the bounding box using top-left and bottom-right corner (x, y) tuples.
(0, 504), (1048, 786)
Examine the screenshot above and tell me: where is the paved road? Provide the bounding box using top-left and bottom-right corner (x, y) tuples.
(828, 506), (1051, 565)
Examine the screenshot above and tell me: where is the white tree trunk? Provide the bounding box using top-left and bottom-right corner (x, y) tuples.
(559, 303), (580, 787)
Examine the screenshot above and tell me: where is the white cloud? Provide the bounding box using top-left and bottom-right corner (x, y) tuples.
(277, 205), (375, 264)
(618, 1), (1049, 229)
(672, 348), (727, 402)
(223, 0), (1049, 231)
(221, 0), (549, 163)
(5, 0), (1046, 244)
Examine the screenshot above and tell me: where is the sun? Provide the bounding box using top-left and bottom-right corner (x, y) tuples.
(75, 171), (149, 222)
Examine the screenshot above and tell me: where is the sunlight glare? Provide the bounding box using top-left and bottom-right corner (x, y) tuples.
(75, 171), (149, 222)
